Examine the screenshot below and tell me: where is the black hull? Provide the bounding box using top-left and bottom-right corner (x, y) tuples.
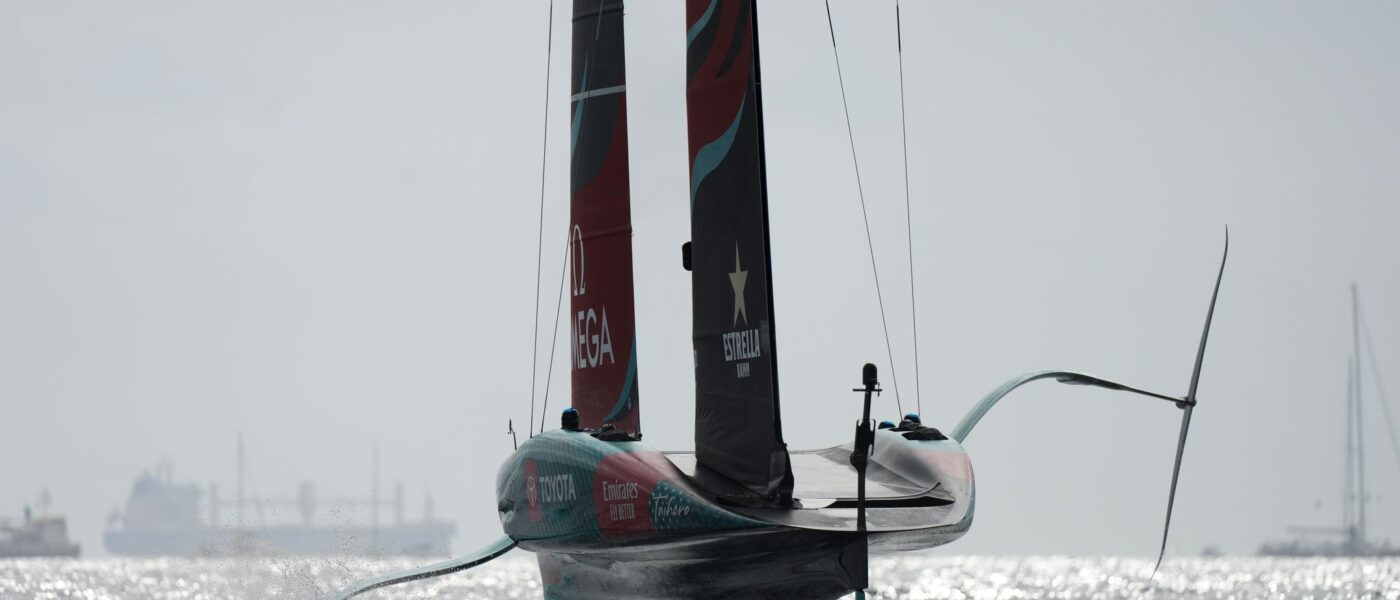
(536, 529), (865, 600)
(520, 506), (972, 600)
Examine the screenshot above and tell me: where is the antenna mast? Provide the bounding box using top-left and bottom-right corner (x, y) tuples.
(236, 432), (245, 532)
(1352, 283), (1366, 546)
(1344, 356), (1355, 542)
(372, 443), (381, 555)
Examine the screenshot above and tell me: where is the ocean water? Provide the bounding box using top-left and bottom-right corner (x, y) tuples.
(1, 555), (1397, 599)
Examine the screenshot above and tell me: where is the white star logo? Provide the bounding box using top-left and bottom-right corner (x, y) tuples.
(729, 243), (748, 327)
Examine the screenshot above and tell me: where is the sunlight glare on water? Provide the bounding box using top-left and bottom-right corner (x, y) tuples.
(2, 555), (1397, 599)
(869, 556), (1400, 599)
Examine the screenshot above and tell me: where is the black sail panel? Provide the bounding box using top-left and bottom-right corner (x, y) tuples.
(685, 0), (792, 503)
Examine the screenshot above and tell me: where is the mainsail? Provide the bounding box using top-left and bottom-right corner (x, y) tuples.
(686, 0), (793, 503)
(570, 0), (641, 433)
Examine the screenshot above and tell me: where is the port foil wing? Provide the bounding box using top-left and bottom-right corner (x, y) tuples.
(327, 536), (516, 600)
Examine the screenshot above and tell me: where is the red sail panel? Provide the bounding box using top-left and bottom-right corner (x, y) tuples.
(685, 0), (793, 503)
(570, 0), (640, 433)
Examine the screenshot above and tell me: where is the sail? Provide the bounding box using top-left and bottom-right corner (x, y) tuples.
(569, 0), (640, 433)
(685, 0), (793, 503)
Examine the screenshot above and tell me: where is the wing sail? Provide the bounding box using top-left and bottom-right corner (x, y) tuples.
(569, 0), (641, 433)
(686, 0), (793, 504)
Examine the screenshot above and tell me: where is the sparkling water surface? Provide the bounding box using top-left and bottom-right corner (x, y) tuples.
(2, 555), (1397, 599)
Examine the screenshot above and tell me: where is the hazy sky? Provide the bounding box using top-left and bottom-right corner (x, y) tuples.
(3, 0), (1399, 560)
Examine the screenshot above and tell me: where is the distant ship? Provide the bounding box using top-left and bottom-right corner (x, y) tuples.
(1258, 285), (1400, 557)
(0, 491), (81, 558)
(104, 436), (455, 557)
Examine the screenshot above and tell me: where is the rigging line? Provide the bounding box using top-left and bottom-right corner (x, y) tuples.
(543, 0), (606, 435)
(593, 0), (607, 38)
(1359, 302), (1400, 475)
(826, 0), (902, 416)
(539, 232), (573, 434)
(529, 0), (556, 440)
(895, 0), (922, 417)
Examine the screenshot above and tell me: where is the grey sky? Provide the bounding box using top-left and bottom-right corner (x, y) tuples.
(2, 0), (1399, 560)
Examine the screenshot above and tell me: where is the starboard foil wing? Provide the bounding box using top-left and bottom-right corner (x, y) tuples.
(1153, 229), (1226, 576)
(949, 232), (1228, 576)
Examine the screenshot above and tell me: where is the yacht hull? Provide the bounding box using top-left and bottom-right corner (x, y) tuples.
(496, 428), (973, 598)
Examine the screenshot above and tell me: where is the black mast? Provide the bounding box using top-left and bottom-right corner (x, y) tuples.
(684, 0), (793, 503)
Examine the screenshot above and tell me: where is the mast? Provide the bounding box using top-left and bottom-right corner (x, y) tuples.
(1344, 356), (1355, 542)
(394, 480), (404, 526)
(1352, 283), (1366, 545)
(236, 432), (245, 532)
(372, 443), (381, 554)
(685, 0), (793, 503)
(569, 0), (642, 434)
(210, 482), (220, 528)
